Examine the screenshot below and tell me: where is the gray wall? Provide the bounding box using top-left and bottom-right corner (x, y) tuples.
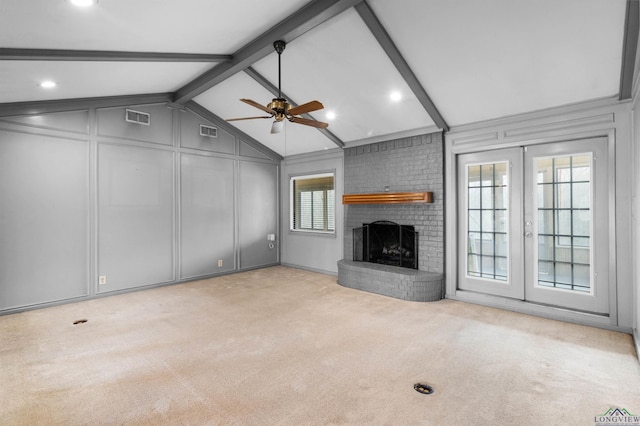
(280, 149), (344, 275)
(0, 102), (279, 313)
(343, 132), (444, 273)
(0, 121), (90, 309)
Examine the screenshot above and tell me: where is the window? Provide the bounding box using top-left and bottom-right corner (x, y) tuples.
(466, 162), (509, 281)
(535, 154), (592, 292)
(290, 173), (335, 233)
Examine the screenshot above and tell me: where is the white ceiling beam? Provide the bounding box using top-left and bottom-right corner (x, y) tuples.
(355, 1), (449, 132)
(173, 0), (363, 104)
(243, 67), (345, 149)
(619, 0), (639, 100)
(0, 48), (229, 62)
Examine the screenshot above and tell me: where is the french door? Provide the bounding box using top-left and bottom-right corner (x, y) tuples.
(457, 137), (610, 314)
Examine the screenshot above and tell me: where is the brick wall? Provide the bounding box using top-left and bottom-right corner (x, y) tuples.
(343, 131), (444, 273)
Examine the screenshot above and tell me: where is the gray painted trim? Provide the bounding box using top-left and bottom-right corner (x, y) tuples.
(280, 262), (338, 277)
(88, 108), (98, 298)
(606, 129), (619, 326)
(173, 0), (363, 104)
(619, 0), (639, 100)
(0, 93), (173, 118)
(243, 67), (345, 149)
(344, 125), (442, 148)
(184, 100), (283, 161)
(282, 147), (344, 164)
(0, 48), (231, 62)
(355, 1), (449, 132)
(448, 95), (621, 135)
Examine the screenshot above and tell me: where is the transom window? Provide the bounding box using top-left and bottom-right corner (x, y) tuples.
(290, 173), (335, 233)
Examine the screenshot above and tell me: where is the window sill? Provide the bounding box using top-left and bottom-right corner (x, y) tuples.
(289, 229), (336, 238)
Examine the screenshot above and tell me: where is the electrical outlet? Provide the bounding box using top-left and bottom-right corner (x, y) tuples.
(98, 275), (107, 285)
(217, 259), (223, 267)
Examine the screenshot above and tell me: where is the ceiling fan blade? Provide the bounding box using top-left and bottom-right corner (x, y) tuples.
(289, 116), (329, 129)
(287, 100), (324, 116)
(226, 116), (272, 122)
(240, 98), (276, 114)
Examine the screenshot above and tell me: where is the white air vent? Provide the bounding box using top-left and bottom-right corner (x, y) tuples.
(125, 109), (151, 125)
(200, 124), (218, 138)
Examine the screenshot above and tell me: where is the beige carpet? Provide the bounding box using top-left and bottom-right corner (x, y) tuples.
(1, 266), (639, 425)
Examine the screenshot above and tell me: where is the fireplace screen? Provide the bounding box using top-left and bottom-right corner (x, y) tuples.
(353, 221), (418, 269)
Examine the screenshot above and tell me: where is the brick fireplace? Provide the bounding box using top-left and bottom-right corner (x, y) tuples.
(338, 131), (444, 301)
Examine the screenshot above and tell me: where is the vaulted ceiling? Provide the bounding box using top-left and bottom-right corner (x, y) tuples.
(0, 0), (635, 156)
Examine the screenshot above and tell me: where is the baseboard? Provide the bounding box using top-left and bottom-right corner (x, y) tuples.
(634, 328), (640, 364)
(449, 290), (632, 334)
(0, 264), (281, 317)
(280, 262), (338, 276)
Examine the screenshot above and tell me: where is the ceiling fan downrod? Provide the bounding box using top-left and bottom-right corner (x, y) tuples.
(273, 40), (286, 100)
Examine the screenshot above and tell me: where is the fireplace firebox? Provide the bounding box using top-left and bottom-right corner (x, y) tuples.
(353, 221), (418, 269)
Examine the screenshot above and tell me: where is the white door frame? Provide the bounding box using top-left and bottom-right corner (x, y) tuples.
(457, 148), (524, 299)
(445, 128), (618, 329)
(523, 138), (610, 314)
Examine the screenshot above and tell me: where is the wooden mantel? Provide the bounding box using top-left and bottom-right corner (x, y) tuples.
(342, 192), (433, 205)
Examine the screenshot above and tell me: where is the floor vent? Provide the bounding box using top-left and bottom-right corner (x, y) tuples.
(414, 383), (434, 395)
(200, 124), (218, 138)
(125, 109), (151, 125)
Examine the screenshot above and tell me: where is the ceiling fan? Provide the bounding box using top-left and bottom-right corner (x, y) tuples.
(226, 40), (329, 134)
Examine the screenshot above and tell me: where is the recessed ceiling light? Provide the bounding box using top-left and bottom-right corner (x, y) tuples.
(326, 111), (336, 120)
(39, 80), (57, 89)
(70, 0), (96, 7)
(390, 91), (402, 102)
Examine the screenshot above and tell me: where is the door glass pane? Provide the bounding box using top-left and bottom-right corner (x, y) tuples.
(538, 209), (554, 234)
(482, 233), (495, 255)
(493, 163), (508, 186)
(468, 254), (481, 277)
(495, 186), (507, 209)
(534, 154), (592, 292)
(468, 210), (481, 232)
(495, 233), (508, 256)
(468, 165), (481, 186)
(495, 210), (507, 233)
(482, 210), (494, 232)
(466, 161), (508, 281)
(468, 187), (481, 209)
(494, 257), (508, 280)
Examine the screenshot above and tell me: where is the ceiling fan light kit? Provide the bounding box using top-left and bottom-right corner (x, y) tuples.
(271, 120), (284, 134)
(226, 40), (329, 132)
